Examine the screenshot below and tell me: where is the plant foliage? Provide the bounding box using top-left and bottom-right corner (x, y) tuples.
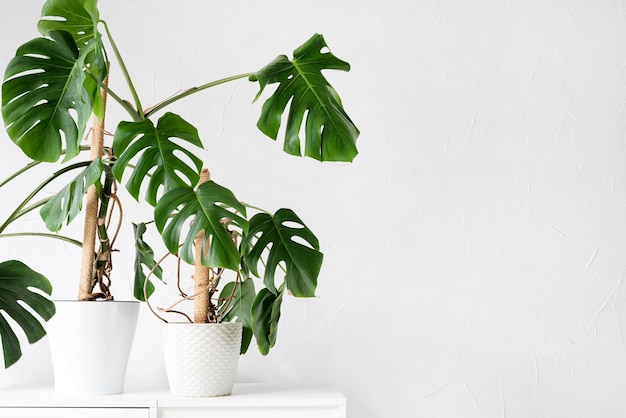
(0, 261), (55, 368)
(0, 0), (359, 364)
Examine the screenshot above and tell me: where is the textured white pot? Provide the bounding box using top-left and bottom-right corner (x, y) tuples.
(163, 322), (242, 397)
(47, 300), (140, 396)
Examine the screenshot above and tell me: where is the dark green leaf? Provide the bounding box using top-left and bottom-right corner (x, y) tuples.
(243, 209), (322, 297)
(0, 260), (55, 368)
(252, 33), (359, 162)
(155, 181), (247, 270)
(38, 0), (107, 120)
(2, 31), (93, 162)
(251, 287), (283, 355)
(112, 113), (204, 206)
(132, 222), (163, 302)
(39, 159), (103, 232)
(219, 279), (255, 353)
(38, 0), (99, 47)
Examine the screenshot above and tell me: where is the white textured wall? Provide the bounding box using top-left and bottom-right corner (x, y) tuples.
(2, 1), (626, 417)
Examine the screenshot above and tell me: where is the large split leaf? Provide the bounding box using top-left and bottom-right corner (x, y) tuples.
(2, 30), (93, 162)
(243, 209), (322, 297)
(251, 287), (284, 355)
(0, 260), (55, 368)
(38, 0), (107, 119)
(219, 278), (255, 353)
(155, 181), (247, 270)
(251, 33), (359, 162)
(133, 222), (163, 302)
(112, 113), (204, 206)
(40, 159), (103, 232)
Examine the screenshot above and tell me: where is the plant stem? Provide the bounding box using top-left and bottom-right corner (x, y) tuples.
(92, 167), (115, 300)
(0, 232), (82, 247)
(144, 73), (255, 118)
(0, 161), (40, 189)
(100, 20), (144, 118)
(0, 146), (92, 190)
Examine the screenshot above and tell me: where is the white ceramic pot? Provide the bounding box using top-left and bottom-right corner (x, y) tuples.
(47, 300), (140, 396)
(162, 322), (242, 397)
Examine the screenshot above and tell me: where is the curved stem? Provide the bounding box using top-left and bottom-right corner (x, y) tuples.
(144, 72), (255, 118)
(0, 161), (92, 234)
(12, 197), (51, 222)
(99, 19), (144, 118)
(0, 232), (82, 247)
(98, 82), (141, 122)
(0, 161), (40, 189)
(241, 202), (271, 214)
(0, 146), (92, 190)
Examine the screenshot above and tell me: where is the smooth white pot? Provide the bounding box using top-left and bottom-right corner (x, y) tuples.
(47, 300), (140, 396)
(163, 322), (242, 397)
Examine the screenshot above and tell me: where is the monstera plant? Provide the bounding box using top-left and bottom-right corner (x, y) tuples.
(0, 0), (358, 370)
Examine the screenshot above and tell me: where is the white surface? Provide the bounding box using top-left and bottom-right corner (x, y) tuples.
(0, 409), (150, 418)
(1, 1), (626, 417)
(0, 383), (346, 418)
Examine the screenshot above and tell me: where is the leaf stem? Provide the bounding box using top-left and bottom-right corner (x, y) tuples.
(99, 19), (144, 118)
(0, 146), (92, 190)
(0, 232), (82, 247)
(144, 72), (255, 118)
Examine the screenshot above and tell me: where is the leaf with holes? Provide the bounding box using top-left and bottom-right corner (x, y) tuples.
(251, 33), (359, 162)
(2, 30), (94, 162)
(37, 0), (100, 47)
(0, 260), (55, 368)
(112, 113), (204, 206)
(155, 181), (247, 270)
(37, 0), (107, 119)
(39, 159), (103, 232)
(243, 209), (322, 297)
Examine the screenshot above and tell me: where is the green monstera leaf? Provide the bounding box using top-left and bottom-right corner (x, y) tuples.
(40, 159), (103, 232)
(2, 30), (93, 162)
(0, 260), (55, 368)
(219, 278), (255, 354)
(251, 33), (359, 162)
(251, 287), (284, 355)
(243, 209), (323, 297)
(38, 0), (107, 119)
(155, 181), (247, 270)
(112, 113), (204, 206)
(38, 0), (100, 46)
(133, 222), (163, 302)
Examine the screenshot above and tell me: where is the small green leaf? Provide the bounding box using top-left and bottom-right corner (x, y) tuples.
(243, 209), (322, 297)
(155, 181), (247, 270)
(0, 260), (55, 368)
(220, 279), (255, 353)
(132, 222), (163, 302)
(40, 159), (103, 232)
(252, 33), (359, 162)
(251, 287), (283, 355)
(112, 113), (204, 206)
